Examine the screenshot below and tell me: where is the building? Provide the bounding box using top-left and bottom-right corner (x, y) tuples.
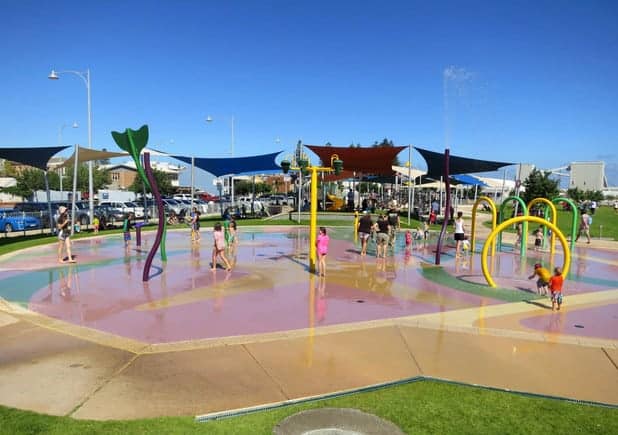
(99, 160), (186, 190)
(568, 161), (607, 191)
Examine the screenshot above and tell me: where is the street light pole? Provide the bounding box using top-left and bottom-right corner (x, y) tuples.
(49, 69), (94, 225)
(58, 122), (79, 198)
(207, 114), (235, 206)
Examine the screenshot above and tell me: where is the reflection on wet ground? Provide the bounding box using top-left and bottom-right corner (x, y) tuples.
(0, 227), (616, 344)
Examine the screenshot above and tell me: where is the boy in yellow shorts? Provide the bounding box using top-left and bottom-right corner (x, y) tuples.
(528, 263), (550, 296)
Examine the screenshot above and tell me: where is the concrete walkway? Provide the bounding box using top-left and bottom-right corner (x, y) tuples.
(0, 287), (616, 420)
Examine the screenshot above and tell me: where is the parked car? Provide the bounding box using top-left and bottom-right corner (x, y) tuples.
(94, 204), (127, 228)
(0, 208), (42, 232)
(98, 201), (144, 218)
(269, 195), (287, 205)
(161, 198), (189, 217)
(56, 201), (91, 226)
(222, 206), (242, 220)
(12, 202), (60, 228)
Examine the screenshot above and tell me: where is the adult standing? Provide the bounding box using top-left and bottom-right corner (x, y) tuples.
(387, 206), (400, 251)
(431, 198), (440, 216)
(357, 211), (374, 256)
(454, 211), (466, 257)
(590, 200), (597, 215)
(375, 214), (390, 258)
(56, 206), (75, 263)
(347, 188), (355, 212)
(575, 210), (591, 244)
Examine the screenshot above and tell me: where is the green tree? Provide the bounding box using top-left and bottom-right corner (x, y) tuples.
(521, 169), (559, 203)
(234, 180), (253, 195)
(64, 165), (111, 192)
(566, 187), (585, 202)
(128, 168), (174, 196)
(2, 168), (60, 199)
(585, 190), (603, 201)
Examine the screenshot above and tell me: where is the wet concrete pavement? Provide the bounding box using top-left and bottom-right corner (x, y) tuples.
(0, 225), (616, 419)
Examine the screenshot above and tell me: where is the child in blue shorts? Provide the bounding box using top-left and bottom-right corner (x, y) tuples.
(123, 212), (134, 249)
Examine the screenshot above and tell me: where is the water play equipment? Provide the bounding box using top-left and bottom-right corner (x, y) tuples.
(470, 196), (497, 257)
(527, 198), (557, 256)
(481, 215), (571, 288)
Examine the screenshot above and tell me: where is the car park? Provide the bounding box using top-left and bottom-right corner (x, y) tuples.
(0, 208), (42, 232)
(161, 198), (189, 217)
(99, 201), (144, 219)
(12, 202), (59, 228)
(56, 201), (91, 226)
(94, 204), (127, 228)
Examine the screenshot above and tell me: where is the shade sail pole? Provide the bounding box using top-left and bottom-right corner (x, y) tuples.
(435, 148), (450, 265)
(407, 145), (412, 225)
(70, 144), (79, 236)
(44, 170), (54, 231)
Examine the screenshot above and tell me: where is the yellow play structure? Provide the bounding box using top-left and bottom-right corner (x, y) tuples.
(469, 196), (573, 288)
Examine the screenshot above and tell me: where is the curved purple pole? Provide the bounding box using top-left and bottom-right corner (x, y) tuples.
(142, 153), (166, 282)
(435, 148), (450, 265)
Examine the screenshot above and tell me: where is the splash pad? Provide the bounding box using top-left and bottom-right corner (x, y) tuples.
(1, 226), (616, 344)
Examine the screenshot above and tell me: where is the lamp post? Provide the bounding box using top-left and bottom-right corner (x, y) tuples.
(281, 154), (343, 273)
(49, 69), (94, 225)
(58, 122), (79, 197)
(206, 115), (235, 207)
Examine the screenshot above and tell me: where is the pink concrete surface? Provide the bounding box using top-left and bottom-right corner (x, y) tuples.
(520, 303), (618, 339)
(0, 227), (616, 344)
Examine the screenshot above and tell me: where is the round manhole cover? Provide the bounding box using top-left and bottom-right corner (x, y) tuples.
(273, 408), (404, 435)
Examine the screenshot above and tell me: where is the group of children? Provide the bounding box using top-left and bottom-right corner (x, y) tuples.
(114, 208), (567, 310)
(528, 263), (564, 311)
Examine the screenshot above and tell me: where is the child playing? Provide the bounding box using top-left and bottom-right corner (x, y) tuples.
(190, 208), (200, 243)
(316, 227), (329, 276)
(534, 227), (544, 251)
(514, 222), (522, 247)
(528, 263), (551, 295)
(93, 216), (100, 234)
(211, 222), (232, 272)
(123, 212), (134, 249)
(405, 229), (413, 246)
(462, 238), (470, 257)
(549, 267), (564, 311)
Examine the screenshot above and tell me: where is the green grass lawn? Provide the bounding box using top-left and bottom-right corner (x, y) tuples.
(482, 205), (618, 241)
(0, 379), (615, 434)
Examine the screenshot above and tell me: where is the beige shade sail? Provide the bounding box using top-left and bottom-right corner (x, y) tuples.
(56, 146), (129, 168)
(391, 165), (427, 179)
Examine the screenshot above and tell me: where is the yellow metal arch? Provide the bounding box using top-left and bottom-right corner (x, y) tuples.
(527, 198), (557, 256)
(481, 216), (571, 288)
(471, 196), (497, 257)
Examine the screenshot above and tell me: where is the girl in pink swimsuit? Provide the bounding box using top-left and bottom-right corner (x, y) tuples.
(316, 227), (330, 276)
(211, 222), (232, 272)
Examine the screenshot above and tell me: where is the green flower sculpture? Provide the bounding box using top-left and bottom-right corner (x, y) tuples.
(111, 124), (168, 266)
(111, 125), (150, 189)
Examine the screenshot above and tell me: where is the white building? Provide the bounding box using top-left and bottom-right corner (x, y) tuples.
(568, 161), (607, 191)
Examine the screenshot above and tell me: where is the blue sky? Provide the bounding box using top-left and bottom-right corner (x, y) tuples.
(1, 0), (617, 191)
